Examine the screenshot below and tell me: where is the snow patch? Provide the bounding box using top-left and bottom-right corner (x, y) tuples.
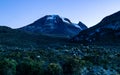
(47, 15), (57, 20)
(73, 23), (82, 29)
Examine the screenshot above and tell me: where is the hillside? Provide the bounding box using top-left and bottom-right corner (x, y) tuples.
(72, 11), (120, 45)
(0, 26), (71, 50)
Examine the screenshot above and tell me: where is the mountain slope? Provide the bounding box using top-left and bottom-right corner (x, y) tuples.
(72, 11), (120, 44)
(0, 26), (70, 50)
(0, 26), (38, 50)
(19, 15), (87, 38)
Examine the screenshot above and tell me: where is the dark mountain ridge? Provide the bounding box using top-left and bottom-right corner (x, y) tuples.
(72, 11), (120, 44)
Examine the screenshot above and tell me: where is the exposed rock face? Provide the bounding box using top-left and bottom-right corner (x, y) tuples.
(78, 21), (87, 30)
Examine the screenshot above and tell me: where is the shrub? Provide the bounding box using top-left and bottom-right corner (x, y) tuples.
(0, 58), (17, 75)
(47, 63), (63, 75)
(16, 57), (44, 75)
(62, 57), (85, 75)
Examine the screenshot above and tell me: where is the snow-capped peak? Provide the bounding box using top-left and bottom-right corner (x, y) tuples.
(20, 14), (88, 38)
(46, 15), (71, 24)
(46, 15), (58, 20)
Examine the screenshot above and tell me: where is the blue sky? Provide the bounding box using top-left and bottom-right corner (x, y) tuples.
(0, 0), (120, 28)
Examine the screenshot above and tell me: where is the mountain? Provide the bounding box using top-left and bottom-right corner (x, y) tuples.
(0, 15), (88, 50)
(19, 15), (87, 38)
(72, 11), (120, 44)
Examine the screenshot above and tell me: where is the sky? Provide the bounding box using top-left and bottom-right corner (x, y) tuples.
(0, 0), (120, 28)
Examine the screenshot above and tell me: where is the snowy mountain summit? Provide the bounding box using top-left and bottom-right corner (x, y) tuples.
(19, 15), (87, 38)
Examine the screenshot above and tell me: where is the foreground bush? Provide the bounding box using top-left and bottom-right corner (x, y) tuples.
(62, 57), (85, 75)
(16, 57), (44, 75)
(0, 58), (17, 75)
(47, 63), (63, 75)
